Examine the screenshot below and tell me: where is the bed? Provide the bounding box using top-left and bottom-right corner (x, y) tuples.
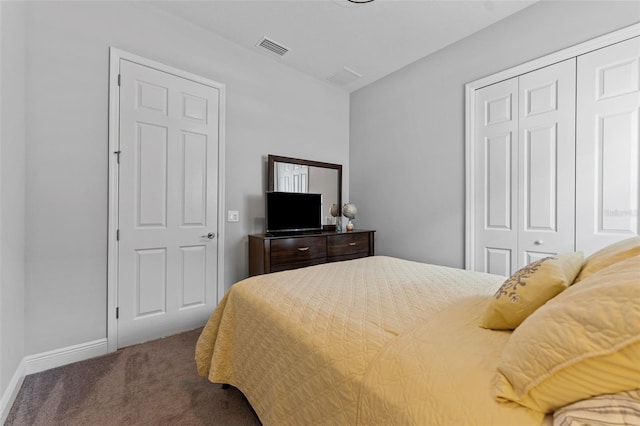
(196, 243), (640, 425)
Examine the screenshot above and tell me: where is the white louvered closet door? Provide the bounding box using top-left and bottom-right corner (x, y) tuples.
(576, 36), (640, 256)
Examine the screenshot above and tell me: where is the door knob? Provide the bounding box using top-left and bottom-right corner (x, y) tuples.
(201, 232), (216, 240)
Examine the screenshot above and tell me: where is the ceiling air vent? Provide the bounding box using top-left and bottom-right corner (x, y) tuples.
(327, 67), (362, 86)
(256, 37), (289, 56)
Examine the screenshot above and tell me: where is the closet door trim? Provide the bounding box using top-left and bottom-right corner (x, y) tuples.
(465, 23), (640, 271)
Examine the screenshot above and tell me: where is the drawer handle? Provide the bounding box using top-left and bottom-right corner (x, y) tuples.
(348, 242), (357, 246)
(297, 247), (310, 252)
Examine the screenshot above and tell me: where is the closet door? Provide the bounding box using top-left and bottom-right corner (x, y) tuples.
(518, 59), (576, 265)
(474, 78), (519, 276)
(474, 59), (576, 276)
(576, 36), (640, 255)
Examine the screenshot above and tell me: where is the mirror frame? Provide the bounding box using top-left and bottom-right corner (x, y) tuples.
(267, 154), (342, 213)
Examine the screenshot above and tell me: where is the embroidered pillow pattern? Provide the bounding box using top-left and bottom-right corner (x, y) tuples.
(493, 257), (552, 303)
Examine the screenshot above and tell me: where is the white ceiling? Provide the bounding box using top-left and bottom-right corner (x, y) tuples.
(152, 0), (537, 92)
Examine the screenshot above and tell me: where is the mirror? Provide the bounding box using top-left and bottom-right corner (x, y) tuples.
(267, 155), (342, 228)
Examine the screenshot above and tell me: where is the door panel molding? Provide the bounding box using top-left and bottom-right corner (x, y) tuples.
(523, 123), (557, 232)
(107, 48), (226, 352)
(484, 133), (513, 230)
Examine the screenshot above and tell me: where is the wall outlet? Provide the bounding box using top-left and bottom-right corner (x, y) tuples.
(227, 210), (239, 222)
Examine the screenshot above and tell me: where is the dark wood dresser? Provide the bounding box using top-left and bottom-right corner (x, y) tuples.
(249, 229), (375, 276)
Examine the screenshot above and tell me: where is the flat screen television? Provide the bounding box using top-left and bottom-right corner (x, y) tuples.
(266, 191), (322, 235)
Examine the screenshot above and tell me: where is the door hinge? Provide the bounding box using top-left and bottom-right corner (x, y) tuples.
(117, 74), (121, 86)
(116, 229), (120, 241)
(116, 307), (119, 319)
(114, 150), (121, 164)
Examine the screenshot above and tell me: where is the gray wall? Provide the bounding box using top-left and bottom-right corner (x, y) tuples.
(349, 0), (640, 268)
(0, 0), (26, 402)
(22, 1), (349, 355)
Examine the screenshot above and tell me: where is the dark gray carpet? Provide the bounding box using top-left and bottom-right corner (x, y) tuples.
(6, 328), (261, 425)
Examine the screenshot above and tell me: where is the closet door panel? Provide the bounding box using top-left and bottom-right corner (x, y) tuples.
(474, 78), (518, 275)
(518, 59), (576, 267)
(577, 36), (640, 255)
(485, 248), (512, 277)
(485, 133), (513, 230)
(523, 124), (558, 231)
(524, 250), (555, 265)
(599, 111), (637, 232)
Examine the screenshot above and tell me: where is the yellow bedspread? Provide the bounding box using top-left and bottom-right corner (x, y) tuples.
(195, 256), (546, 425)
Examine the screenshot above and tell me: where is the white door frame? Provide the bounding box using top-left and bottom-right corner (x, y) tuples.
(107, 47), (226, 352)
(464, 23), (640, 271)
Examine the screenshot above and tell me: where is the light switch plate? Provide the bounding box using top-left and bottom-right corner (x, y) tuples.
(228, 210), (239, 222)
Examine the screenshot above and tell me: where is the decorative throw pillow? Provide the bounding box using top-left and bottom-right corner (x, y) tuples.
(493, 255), (640, 413)
(480, 252), (584, 330)
(573, 236), (640, 284)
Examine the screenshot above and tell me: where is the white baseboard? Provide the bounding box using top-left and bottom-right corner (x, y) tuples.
(0, 338), (108, 422)
(0, 358), (26, 425)
(24, 338), (108, 375)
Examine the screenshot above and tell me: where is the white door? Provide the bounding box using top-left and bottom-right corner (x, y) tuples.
(576, 36), (640, 256)
(517, 59), (576, 265)
(117, 59), (220, 348)
(275, 163), (309, 193)
(474, 77), (519, 276)
(474, 59), (576, 276)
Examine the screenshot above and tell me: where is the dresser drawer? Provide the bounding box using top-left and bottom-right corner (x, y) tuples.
(270, 258), (326, 273)
(327, 233), (370, 258)
(270, 236), (327, 267)
(249, 230), (375, 276)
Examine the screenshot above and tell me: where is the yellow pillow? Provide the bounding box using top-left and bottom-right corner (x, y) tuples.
(480, 252), (584, 330)
(493, 254), (640, 413)
(574, 236), (640, 284)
